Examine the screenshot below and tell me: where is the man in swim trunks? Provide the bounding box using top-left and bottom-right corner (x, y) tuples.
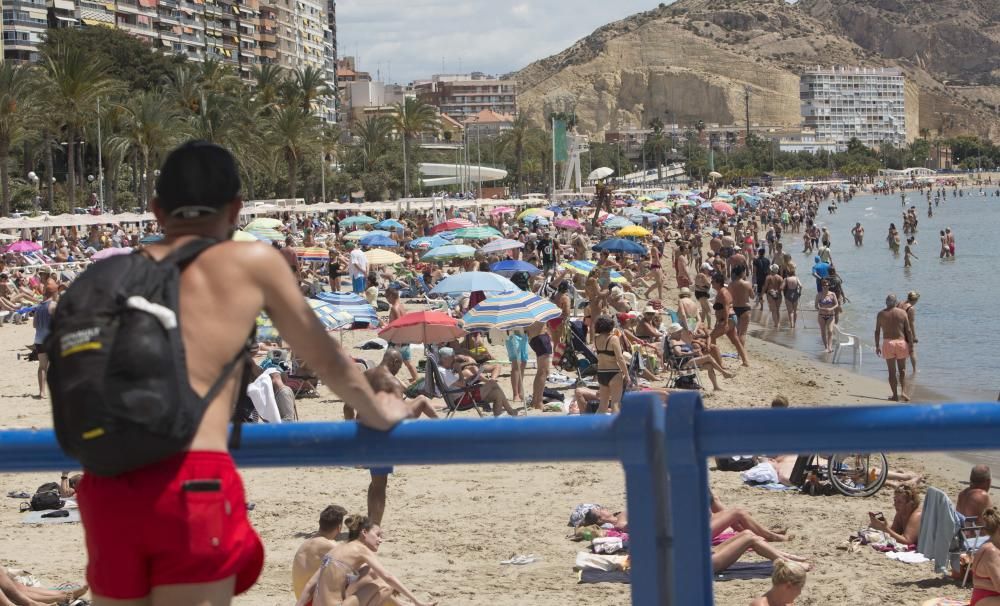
(72, 142), (417, 606)
(292, 505), (347, 599)
(874, 293), (913, 402)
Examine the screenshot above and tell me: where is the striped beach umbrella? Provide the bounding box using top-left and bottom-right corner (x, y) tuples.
(454, 226), (502, 240)
(408, 235), (449, 250)
(314, 292), (381, 327)
(365, 249), (405, 266)
(232, 230), (259, 242)
(257, 298), (353, 342)
(247, 227), (283, 242)
(294, 247), (330, 262)
(463, 290), (561, 331)
(245, 217), (283, 230)
(421, 244), (476, 261)
(559, 260), (627, 284)
(378, 310), (465, 345)
(341, 215), (377, 227)
(517, 208), (554, 220)
(430, 218), (474, 234)
(603, 216), (634, 229)
(478, 238), (524, 254)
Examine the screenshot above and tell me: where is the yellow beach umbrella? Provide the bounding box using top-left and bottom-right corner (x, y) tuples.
(365, 249), (405, 266)
(343, 230), (371, 241)
(617, 225), (652, 237)
(517, 208), (555, 220)
(232, 230), (258, 242)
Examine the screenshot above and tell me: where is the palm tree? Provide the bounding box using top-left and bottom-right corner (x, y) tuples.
(114, 90), (187, 210)
(285, 65), (330, 113)
(39, 44), (121, 207)
(393, 97), (437, 196)
(496, 115), (532, 196)
(252, 64), (286, 110)
(163, 65), (203, 116)
(351, 115), (393, 174)
(0, 62), (35, 215)
(268, 105), (319, 199)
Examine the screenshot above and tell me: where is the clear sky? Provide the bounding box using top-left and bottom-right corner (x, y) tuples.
(335, 0), (664, 84)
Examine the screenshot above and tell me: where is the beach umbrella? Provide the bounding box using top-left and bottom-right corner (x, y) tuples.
(364, 249), (405, 266)
(408, 235), (449, 250)
(430, 271), (518, 295)
(675, 199), (696, 207)
(616, 225), (652, 238)
(463, 291), (561, 331)
(569, 200), (590, 207)
(478, 238), (524, 254)
(489, 259), (540, 276)
(294, 247), (331, 262)
(359, 234), (398, 248)
(232, 230), (259, 242)
(91, 246), (133, 261)
(247, 227), (283, 241)
(421, 244), (476, 261)
(654, 207), (673, 215)
(342, 230), (371, 241)
(257, 298), (354, 342)
(603, 216), (634, 229)
(379, 310), (465, 344)
(315, 291), (381, 327)
(587, 166), (614, 181)
(708, 171), (722, 179)
(593, 238), (647, 255)
(650, 191), (669, 200)
(715, 193), (734, 200)
(698, 201), (713, 209)
(340, 215), (377, 227)
(560, 260), (626, 283)
(517, 208), (554, 220)
(554, 218), (584, 231)
(430, 218), (473, 234)
(375, 219), (405, 231)
(139, 234), (164, 245)
(712, 201), (736, 216)
(523, 215), (550, 226)
(5, 240), (41, 253)
(454, 226), (502, 240)
(490, 206), (515, 215)
(245, 217), (283, 230)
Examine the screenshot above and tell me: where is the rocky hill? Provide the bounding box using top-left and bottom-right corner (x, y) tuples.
(514, 0), (999, 142)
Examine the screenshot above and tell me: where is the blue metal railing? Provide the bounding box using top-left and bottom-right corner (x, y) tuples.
(2, 392), (999, 604)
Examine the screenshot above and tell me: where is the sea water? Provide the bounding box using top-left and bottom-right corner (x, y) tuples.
(747, 187), (997, 403)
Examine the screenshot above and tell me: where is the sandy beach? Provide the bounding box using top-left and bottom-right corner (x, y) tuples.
(0, 289), (982, 606)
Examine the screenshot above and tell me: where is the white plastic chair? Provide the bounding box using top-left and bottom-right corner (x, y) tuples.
(831, 325), (862, 366)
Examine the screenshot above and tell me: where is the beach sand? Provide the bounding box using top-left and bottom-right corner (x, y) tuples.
(0, 307), (979, 605)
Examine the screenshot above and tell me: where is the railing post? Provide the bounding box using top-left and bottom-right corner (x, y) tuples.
(618, 392), (670, 605)
(664, 391), (713, 605)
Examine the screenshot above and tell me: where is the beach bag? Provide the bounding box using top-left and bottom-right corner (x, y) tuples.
(715, 456), (757, 472)
(29, 489), (63, 511)
(45, 239), (249, 477)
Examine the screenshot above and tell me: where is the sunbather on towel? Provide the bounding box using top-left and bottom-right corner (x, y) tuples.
(749, 558), (808, 606)
(0, 566), (89, 605)
(296, 516), (436, 606)
(582, 507), (628, 531)
(712, 531), (811, 574)
(868, 485), (923, 547)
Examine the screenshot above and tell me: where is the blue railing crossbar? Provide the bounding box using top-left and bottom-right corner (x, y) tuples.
(2, 392), (999, 604)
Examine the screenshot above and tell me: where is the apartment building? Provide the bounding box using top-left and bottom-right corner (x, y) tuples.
(800, 66), (907, 148)
(413, 73), (516, 122)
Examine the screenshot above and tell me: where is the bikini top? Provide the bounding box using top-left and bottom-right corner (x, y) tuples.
(321, 554), (361, 587)
(595, 335), (617, 356)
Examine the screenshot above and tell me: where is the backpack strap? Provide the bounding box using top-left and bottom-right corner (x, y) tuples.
(160, 238), (220, 269)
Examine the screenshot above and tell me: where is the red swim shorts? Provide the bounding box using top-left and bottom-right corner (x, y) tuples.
(882, 338), (910, 360)
(77, 451), (264, 599)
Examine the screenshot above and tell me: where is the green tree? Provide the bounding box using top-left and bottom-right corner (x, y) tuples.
(114, 91), (186, 210)
(0, 62), (36, 216)
(39, 43), (122, 208)
(268, 105), (320, 199)
(496, 115), (535, 196)
(351, 115), (393, 174)
(393, 97), (438, 196)
(285, 65), (330, 113)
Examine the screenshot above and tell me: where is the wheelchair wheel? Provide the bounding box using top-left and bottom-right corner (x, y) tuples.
(827, 453), (889, 497)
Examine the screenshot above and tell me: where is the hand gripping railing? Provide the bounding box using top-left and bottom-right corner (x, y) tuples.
(2, 392), (1000, 605)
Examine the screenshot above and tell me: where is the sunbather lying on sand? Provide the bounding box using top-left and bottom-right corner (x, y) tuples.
(0, 566), (88, 606)
(713, 531), (812, 573)
(711, 493), (791, 542)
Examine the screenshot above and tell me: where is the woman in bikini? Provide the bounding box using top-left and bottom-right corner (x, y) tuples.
(694, 263), (714, 330)
(673, 243), (692, 290)
(968, 506), (1000, 605)
(782, 262), (802, 329)
(643, 244), (665, 301)
(763, 264), (785, 329)
(526, 320), (552, 411)
(814, 279), (839, 353)
(297, 516), (436, 606)
(593, 315), (629, 414)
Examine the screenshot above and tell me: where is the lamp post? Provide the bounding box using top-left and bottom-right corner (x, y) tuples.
(27, 171), (39, 212)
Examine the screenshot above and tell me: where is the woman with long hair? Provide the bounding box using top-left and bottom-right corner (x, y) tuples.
(593, 316), (629, 414)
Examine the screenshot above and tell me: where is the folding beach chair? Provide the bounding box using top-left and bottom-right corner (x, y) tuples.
(426, 352), (485, 419)
(566, 323), (598, 384)
(915, 486), (988, 582)
(661, 335), (703, 391)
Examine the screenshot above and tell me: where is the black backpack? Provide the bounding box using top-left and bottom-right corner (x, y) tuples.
(46, 239), (248, 477)
(29, 489), (64, 511)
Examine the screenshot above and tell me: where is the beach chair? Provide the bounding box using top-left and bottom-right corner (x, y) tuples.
(426, 352), (485, 419)
(915, 486), (988, 582)
(566, 323), (598, 384)
(662, 335), (703, 391)
(831, 325), (863, 366)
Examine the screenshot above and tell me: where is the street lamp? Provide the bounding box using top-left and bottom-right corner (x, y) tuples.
(27, 171), (39, 212)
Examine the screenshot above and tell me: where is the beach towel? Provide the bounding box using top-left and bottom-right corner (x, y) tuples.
(245, 368), (282, 424)
(578, 569), (630, 584)
(740, 462), (779, 485)
(886, 551), (929, 564)
(21, 509), (80, 524)
(918, 486), (961, 574)
(574, 552), (627, 572)
(715, 561), (774, 581)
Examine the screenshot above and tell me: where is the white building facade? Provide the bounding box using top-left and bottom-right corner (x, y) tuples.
(800, 67), (906, 148)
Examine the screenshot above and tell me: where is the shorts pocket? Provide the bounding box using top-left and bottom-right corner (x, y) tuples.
(183, 490), (227, 556)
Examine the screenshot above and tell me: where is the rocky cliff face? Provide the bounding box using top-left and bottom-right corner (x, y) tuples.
(514, 0), (999, 142)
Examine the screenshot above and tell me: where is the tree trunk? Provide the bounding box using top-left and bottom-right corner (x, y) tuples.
(515, 140), (523, 196)
(66, 131), (77, 208)
(0, 141), (10, 217)
(44, 136), (55, 210)
(106, 158), (119, 211)
(288, 152), (297, 199)
(140, 151), (149, 212)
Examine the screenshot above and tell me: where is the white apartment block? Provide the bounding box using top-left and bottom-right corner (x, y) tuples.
(800, 66), (906, 148)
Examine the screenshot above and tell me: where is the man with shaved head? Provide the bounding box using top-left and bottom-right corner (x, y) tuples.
(958, 465), (992, 525)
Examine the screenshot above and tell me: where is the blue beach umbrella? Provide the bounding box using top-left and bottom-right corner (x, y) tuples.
(430, 271), (518, 295)
(592, 238), (647, 255)
(559, 260), (627, 283)
(421, 244), (476, 261)
(489, 259), (540, 276)
(408, 235), (449, 250)
(463, 290), (561, 331)
(314, 292), (381, 327)
(341, 215), (377, 227)
(257, 298), (353, 341)
(603, 216), (634, 229)
(375, 219), (405, 231)
(359, 234), (398, 247)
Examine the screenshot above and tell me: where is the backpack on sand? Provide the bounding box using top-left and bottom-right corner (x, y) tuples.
(46, 239), (249, 477)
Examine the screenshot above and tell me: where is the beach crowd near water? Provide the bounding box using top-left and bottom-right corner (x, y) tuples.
(2, 141), (1000, 605)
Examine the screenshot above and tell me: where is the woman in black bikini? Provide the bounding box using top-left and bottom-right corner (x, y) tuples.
(814, 279), (839, 353)
(526, 321), (552, 411)
(297, 516), (436, 606)
(783, 261), (802, 328)
(593, 316), (629, 414)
